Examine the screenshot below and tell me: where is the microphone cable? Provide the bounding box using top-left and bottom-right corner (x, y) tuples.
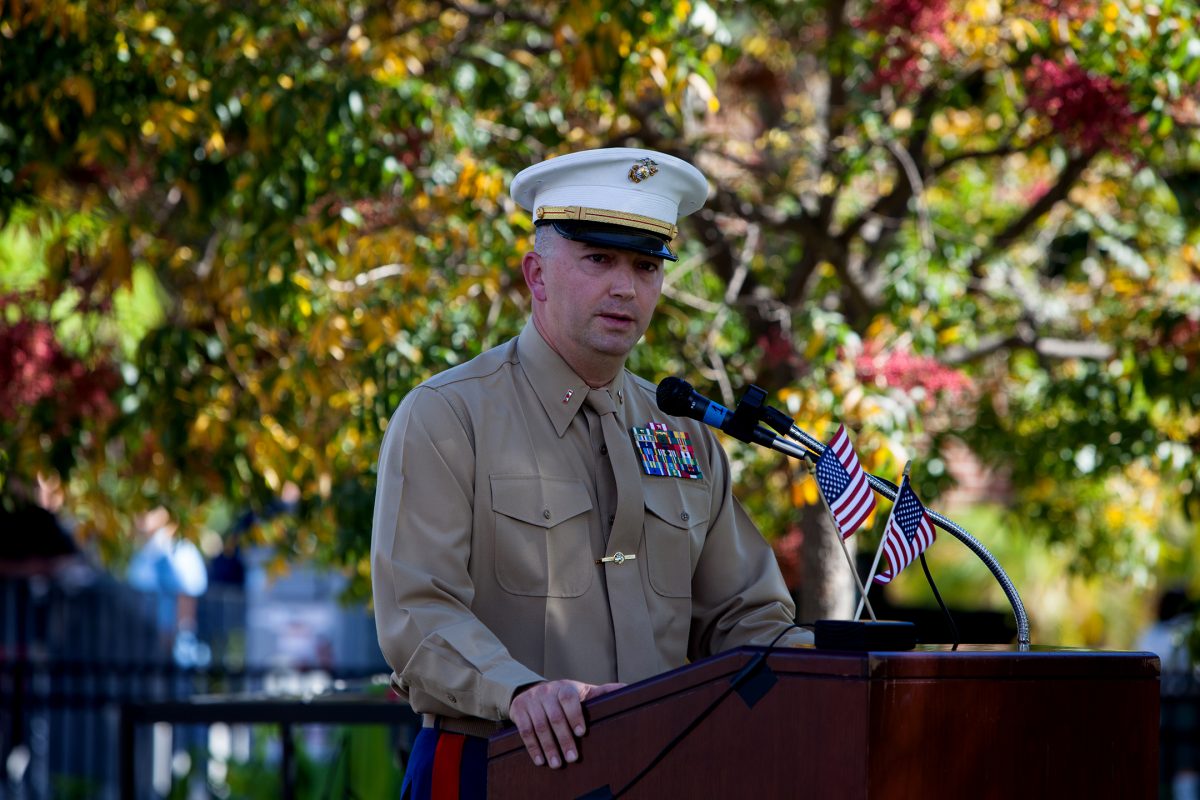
(608, 624), (800, 799)
(919, 553), (960, 650)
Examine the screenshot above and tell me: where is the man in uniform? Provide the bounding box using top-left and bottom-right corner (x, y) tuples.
(372, 147), (811, 798)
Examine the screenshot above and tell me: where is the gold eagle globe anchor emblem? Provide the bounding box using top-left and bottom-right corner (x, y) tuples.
(628, 158), (659, 183)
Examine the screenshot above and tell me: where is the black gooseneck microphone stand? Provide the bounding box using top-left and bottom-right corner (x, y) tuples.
(658, 378), (1031, 650)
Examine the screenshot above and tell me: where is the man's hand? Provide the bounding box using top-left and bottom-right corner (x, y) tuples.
(508, 679), (625, 768)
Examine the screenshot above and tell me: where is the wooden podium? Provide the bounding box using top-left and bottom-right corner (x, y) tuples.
(486, 646), (1159, 799)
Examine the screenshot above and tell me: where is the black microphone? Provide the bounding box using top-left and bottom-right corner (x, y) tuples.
(656, 377), (734, 428)
(656, 377), (777, 448)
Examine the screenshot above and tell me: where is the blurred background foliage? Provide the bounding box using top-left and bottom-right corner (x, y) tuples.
(2, 0), (1199, 648)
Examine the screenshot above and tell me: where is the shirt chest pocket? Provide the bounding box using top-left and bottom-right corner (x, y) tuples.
(643, 481), (710, 598)
(491, 475), (595, 598)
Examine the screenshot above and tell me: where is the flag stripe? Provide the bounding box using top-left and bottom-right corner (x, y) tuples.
(833, 472), (873, 517)
(838, 491), (875, 533)
(829, 470), (869, 514)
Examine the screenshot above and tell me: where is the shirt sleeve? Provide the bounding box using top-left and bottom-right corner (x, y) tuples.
(687, 432), (814, 659)
(372, 386), (544, 720)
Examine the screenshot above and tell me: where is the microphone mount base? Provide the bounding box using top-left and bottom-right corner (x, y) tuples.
(812, 619), (918, 652)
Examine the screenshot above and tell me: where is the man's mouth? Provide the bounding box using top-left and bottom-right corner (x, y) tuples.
(598, 315), (635, 330)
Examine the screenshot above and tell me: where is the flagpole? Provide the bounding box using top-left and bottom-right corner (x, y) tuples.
(854, 536), (888, 621)
(856, 462), (912, 621)
(815, 480), (878, 622)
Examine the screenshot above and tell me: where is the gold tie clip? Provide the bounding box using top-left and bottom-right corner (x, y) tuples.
(597, 552), (635, 565)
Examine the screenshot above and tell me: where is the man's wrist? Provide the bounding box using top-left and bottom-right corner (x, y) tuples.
(509, 680), (545, 707)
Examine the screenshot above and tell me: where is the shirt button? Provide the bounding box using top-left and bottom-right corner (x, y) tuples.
(600, 444), (608, 455)
(680, 512), (690, 522)
(608, 515), (614, 526)
(543, 509), (552, 520)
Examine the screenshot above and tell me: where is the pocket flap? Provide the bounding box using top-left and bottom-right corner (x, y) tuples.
(644, 481), (710, 530)
(491, 475), (593, 529)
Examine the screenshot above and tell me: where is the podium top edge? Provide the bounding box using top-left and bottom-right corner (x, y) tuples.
(764, 644), (1162, 680)
(644, 645), (1160, 685)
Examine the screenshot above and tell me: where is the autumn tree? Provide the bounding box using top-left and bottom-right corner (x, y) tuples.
(667, 0), (1200, 623)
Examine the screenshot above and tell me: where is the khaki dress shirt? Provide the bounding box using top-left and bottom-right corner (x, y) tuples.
(372, 321), (809, 721)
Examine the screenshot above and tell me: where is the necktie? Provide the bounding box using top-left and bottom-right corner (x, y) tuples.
(585, 388), (661, 682)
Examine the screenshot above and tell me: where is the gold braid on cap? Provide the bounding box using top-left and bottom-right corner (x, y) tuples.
(535, 206), (677, 240)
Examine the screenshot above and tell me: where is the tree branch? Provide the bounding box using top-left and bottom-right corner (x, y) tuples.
(815, 0), (850, 230)
(837, 76), (974, 247)
(449, 0), (553, 28)
(884, 137), (934, 251)
(325, 263), (408, 292)
(942, 328), (1114, 365)
(966, 151), (1095, 281)
(931, 132), (1052, 178)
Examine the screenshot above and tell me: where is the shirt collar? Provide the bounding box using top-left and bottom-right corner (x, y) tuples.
(517, 320), (628, 437)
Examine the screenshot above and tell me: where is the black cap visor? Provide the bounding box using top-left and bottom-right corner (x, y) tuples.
(544, 220), (677, 261)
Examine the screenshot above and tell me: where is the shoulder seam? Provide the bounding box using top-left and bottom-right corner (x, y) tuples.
(421, 339), (520, 390)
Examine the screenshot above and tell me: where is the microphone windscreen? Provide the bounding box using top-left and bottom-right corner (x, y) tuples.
(656, 377), (695, 417)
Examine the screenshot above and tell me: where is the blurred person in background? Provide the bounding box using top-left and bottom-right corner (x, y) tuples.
(1138, 586), (1198, 800)
(0, 473), (89, 581)
(126, 506), (210, 667)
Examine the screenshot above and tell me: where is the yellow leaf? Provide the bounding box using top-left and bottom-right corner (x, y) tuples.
(937, 325), (963, 345)
(802, 478), (819, 506)
(862, 506), (878, 529)
(791, 480), (806, 508)
(75, 134), (101, 165)
(804, 332), (826, 360)
(1104, 504), (1125, 528)
(890, 108), (913, 131)
(204, 129), (225, 155)
(1009, 18), (1042, 49)
(101, 229), (133, 286)
(60, 75), (95, 117)
(43, 107), (62, 140)
(965, 0), (992, 22)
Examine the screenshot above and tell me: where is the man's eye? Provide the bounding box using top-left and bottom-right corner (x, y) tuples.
(638, 261), (660, 272)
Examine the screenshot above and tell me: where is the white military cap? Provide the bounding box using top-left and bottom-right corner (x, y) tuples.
(510, 147), (709, 261)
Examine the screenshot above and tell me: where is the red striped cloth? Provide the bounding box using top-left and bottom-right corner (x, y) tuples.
(431, 732), (466, 800)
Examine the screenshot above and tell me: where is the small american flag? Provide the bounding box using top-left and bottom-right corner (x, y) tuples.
(814, 424), (876, 538)
(873, 476), (936, 585)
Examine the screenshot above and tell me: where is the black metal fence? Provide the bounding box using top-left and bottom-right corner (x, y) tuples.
(7, 570), (1199, 798)
(1161, 671), (1200, 799)
(0, 572), (412, 799)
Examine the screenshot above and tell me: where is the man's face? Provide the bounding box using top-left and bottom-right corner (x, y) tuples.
(523, 231), (665, 373)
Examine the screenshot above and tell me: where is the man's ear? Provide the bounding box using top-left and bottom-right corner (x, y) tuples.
(521, 251), (548, 302)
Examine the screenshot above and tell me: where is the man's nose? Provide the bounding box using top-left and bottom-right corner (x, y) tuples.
(609, 264), (636, 297)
